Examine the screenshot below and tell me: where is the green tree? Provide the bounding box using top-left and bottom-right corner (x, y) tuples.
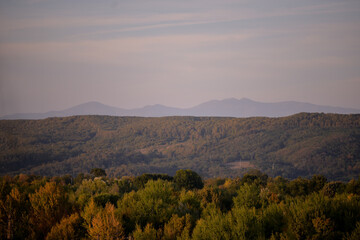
(132, 223), (157, 240)
(288, 177), (310, 197)
(191, 204), (232, 240)
(241, 170), (268, 186)
(261, 203), (285, 238)
(117, 180), (177, 234)
(174, 169), (204, 190)
(93, 193), (120, 208)
(178, 189), (201, 219)
(90, 168), (107, 177)
(322, 181), (345, 197)
(134, 174), (173, 189)
(310, 175), (327, 193)
(75, 178), (110, 207)
(267, 176), (289, 196)
(345, 178), (360, 195)
(233, 183), (261, 209)
(229, 206), (263, 240)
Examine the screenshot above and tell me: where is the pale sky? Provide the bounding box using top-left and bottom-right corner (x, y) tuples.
(1, 0), (360, 116)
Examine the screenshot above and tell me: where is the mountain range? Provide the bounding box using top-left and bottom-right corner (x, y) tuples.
(2, 98), (359, 119)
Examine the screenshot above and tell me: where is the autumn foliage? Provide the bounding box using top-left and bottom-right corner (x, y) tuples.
(1, 170), (360, 239)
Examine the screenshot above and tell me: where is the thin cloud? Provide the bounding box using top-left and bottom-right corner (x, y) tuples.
(0, 33), (254, 64)
(1, 1), (357, 41)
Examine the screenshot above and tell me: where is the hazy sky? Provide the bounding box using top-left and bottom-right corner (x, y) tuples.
(1, 0), (360, 116)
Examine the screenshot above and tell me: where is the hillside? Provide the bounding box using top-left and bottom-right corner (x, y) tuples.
(0, 113), (359, 180)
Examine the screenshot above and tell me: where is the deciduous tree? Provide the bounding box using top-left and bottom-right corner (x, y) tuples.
(88, 203), (125, 240)
(174, 169), (203, 190)
(29, 182), (69, 239)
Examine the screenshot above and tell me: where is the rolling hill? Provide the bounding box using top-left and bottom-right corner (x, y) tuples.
(0, 113), (359, 180)
(1, 98), (359, 119)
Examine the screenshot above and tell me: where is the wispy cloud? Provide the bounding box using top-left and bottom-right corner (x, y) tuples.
(0, 33), (254, 64)
(1, 1), (357, 42)
(1, 0), (359, 115)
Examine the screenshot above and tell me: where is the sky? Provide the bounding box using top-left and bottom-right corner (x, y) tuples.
(0, 0), (360, 116)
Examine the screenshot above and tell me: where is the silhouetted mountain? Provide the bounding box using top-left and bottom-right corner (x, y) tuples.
(187, 98), (360, 117)
(1, 102), (126, 120)
(128, 104), (183, 117)
(1, 98), (359, 119)
(61, 101), (125, 116)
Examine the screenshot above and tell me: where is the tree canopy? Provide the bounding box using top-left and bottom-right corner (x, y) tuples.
(1, 171), (360, 239)
(174, 169), (204, 190)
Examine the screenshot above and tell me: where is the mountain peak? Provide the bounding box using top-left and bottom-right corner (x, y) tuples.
(239, 97), (255, 102)
(72, 101), (107, 108)
(217, 97), (255, 103)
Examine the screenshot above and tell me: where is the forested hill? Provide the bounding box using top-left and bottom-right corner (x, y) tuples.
(0, 113), (359, 180)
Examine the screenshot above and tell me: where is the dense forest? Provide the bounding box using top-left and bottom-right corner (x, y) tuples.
(0, 113), (359, 180)
(1, 170), (360, 239)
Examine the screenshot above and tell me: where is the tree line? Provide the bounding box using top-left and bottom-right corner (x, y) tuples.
(1, 169), (360, 239)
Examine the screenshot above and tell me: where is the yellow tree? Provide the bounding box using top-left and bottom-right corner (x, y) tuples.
(29, 182), (69, 239)
(82, 198), (101, 228)
(163, 214), (192, 240)
(0, 188), (24, 239)
(46, 213), (86, 240)
(88, 203), (125, 240)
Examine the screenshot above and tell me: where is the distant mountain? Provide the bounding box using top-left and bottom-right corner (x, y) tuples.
(2, 98), (359, 119)
(0, 102), (125, 120)
(128, 104), (183, 117)
(186, 98), (360, 117)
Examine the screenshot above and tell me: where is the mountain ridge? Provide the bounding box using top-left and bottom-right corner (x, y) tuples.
(1, 113), (359, 180)
(2, 98), (359, 119)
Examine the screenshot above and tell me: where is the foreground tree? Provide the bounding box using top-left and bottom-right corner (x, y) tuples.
(191, 204), (231, 240)
(174, 169), (204, 190)
(117, 180), (177, 234)
(233, 183), (261, 209)
(46, 213), (86, 240)
(29, 182), (69, 239)
(0, 188), (27, 239)
(88, 203), (125, 240)
(163, 214), (192, 240)
(90, 168), (107, 178)
(132, 223), (158, 240)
